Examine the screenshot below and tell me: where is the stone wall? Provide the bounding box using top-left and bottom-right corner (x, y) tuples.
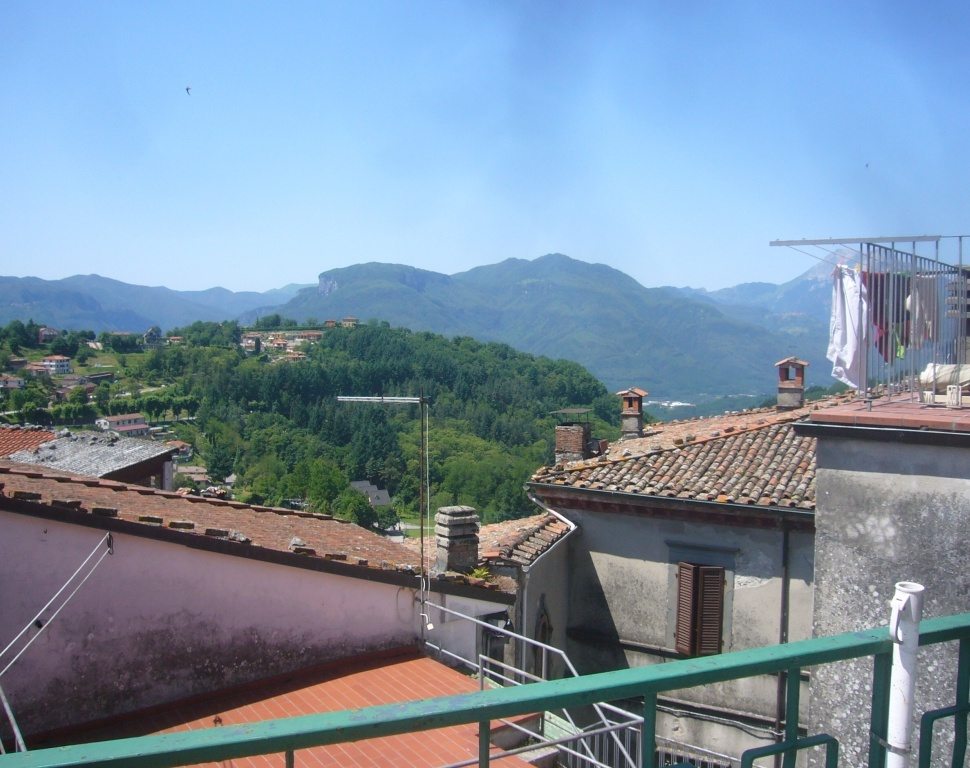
(809, 430), (970, 765)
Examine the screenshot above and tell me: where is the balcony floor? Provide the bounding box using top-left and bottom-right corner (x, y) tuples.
(809, 395), (970, 431)
(36, 648), (531, 768)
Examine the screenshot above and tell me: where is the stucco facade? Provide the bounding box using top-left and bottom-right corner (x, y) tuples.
(800, 418), (970, 766)
(526, 493), (814, 759)
(0, 511), (419, 735)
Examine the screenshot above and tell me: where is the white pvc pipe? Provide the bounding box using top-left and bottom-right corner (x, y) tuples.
(886, 581), (925, 768)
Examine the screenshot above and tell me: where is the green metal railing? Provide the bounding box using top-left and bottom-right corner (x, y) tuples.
(1, 612), (968, 768)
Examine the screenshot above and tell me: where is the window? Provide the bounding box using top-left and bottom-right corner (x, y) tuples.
(674, 562), (725, 656)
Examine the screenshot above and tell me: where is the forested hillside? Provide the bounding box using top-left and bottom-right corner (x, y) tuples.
(1, 320), (618, 526)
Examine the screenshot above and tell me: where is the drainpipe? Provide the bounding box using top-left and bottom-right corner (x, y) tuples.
(886, 582), (924, 768)
(773, 522), (791, 768)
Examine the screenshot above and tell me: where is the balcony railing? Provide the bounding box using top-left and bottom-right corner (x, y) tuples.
(1, 611), (968, 768)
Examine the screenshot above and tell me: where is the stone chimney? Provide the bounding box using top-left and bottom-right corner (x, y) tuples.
(435, 505), (479, 573)
(616, 387), (648, 439)
(775, 357), (808, 410)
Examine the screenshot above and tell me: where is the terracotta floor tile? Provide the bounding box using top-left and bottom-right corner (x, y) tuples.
(67, 652), (534, 768)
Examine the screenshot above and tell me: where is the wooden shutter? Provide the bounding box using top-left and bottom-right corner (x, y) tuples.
(674, 562), (724, 656)
(674, 562), (698, 655)
(695, 565), (724, 656)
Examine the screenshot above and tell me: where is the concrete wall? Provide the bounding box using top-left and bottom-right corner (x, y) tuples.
(552, 504), (813, 758)
(519, 526), (573, 680)
(811, 433), (970, 766)
(0, 511), (422, 737)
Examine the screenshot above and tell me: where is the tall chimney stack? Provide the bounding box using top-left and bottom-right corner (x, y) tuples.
(616, 387), (648, 440)
(775, 357), (808, 410)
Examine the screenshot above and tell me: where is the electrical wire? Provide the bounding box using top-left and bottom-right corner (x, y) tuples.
(0, 533), (113, 678)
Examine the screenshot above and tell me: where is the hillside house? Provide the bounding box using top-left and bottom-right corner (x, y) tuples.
(349, 479), (392, 508)
(142, 326), (163, 349)
(8, 431), (177, 490)
(95, 412), (149, 437)
(36, 326), (59, 344)
(41, 355), (71, 376)
(0, 374), (25, 390)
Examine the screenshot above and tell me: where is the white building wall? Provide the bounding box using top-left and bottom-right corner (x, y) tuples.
(0, 511), (422, 736)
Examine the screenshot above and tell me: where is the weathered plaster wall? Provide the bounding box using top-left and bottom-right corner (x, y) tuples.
(521, 528), (572, 679)
(422, 589), (516, 668)
(555, 504), (812, 755)
(811, 435), (970, 766)
(0, 512), (420, 736)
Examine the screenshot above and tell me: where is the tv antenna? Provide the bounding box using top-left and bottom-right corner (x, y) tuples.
(336, 396), (431, 612)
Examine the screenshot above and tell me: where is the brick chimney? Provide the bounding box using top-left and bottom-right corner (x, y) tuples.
(616, 387), (648, 439)
(775, 357), (808, 410)
(554, 422), (591, 463)
(435, 505), (479, 573)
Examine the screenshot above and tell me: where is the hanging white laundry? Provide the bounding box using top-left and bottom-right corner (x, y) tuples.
(908, 274), (939, 348)
(827, 265), (868, 388)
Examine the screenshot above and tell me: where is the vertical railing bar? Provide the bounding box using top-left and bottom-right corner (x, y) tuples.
(479, 717), (491, 768)
(952, 637), (969, 768)
(641, 691), (657, 768)
(870, 650), (893, 768)
(285, 747), (294, 768)
(781, 666), (800, 768)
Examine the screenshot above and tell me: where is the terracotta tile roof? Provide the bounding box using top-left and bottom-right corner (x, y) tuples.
(531, 396), (853, 511)
(478, 513), (572, 565)
(8, 432), (175, 477)
(0, 426), (55, 458)
(0, 461), (420, 573)
(44, 649), (532, 767)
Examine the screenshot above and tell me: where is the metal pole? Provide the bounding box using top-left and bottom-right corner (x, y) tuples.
(886, 581), (925, 768)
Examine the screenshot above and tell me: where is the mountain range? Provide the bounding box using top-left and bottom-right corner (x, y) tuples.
(0, 256), (834, 401)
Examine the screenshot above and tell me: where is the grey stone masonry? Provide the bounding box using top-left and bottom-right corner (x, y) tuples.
(435, 505), (479, 573)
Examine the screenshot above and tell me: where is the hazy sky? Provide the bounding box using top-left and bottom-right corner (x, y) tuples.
(2, 2), (968, 292)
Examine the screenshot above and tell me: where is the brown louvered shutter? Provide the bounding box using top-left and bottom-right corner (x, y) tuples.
(674, 562), (698, 655)
(695, 565), (724, 656)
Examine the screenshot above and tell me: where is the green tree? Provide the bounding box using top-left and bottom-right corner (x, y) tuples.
(333, 488), (377, 529)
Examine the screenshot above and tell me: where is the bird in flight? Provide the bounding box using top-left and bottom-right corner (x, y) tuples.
(185, 86), (191, 95)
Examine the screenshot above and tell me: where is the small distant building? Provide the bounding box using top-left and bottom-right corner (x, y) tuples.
(349, 480), (392, 508)
(23, 362), (48, 376)
(143, 327), (163, 349)
(8, 431), (177, 489)
(324, 319), (337, 328)
(37, 326), (59, 344)
(96, 413), (150, 437)
(42, 355), (72, 375)
(341, 317), (359, 328)
(7, 356), (28, 370)
(0, 374), (25, 390)
(165, 440), (193, 460)
(166, 336), (184, 346)
(293, 330), (323, 343)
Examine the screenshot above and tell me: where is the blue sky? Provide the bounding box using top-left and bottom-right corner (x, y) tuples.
(2, 2), (968, 292)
